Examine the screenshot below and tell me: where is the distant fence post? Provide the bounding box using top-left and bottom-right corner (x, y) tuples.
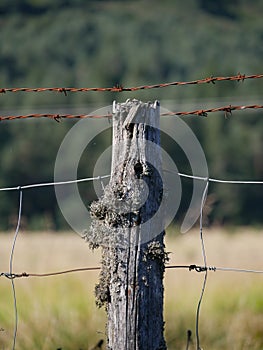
(88, 99), (167, 349)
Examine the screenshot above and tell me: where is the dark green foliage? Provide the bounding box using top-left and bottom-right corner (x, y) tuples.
(0, 0), (262, 229)
(198, 0), (239, 19)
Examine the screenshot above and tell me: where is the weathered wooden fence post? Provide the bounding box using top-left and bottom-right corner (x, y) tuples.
(87, 99), (167, 350)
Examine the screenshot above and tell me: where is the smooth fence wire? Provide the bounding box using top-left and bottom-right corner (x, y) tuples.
(0, 174), (110, 350)
(3, 264), (263, 280)
(2, 172), (262, 193)
(9, 189), (22, 350)
(0, 174), (263, 349)
(0, 175), (111, 192)
(196, 180), (209, 350)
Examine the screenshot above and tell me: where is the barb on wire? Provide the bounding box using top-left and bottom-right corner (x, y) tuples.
(0, 73), (262, 94)
(0, 104), (262, 122)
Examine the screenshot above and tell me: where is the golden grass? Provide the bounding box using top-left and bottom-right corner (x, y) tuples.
(165, 227), (263, 349)
(0, 227), (263, 349)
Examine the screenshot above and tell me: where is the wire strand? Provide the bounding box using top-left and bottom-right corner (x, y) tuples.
(0, 73), (262, 94)
(9, 189), (23, 350)
(196, 180), (209, 350)
(214, 266), (263, 274)
(176, 171), (263, 185)
(0, 172), (262, 193)
(2, 263), (263, 280)
(0, 71), (262, 348)
(0, 145), (262, 350)
(0, 175), (110, 192)
(0, 103), (263, 122)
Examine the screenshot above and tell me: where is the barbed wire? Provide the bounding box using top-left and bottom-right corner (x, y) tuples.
(0, 104), (262, 122)
(0, 73), (262, 94)
(1, 73), (263, 349)
(161, 104), (263, 117)
(0, 113), (108, 122)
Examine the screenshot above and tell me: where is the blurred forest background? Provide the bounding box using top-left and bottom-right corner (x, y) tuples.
(0, 0), (262, 230)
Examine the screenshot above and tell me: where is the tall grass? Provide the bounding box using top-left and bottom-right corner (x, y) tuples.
(0, 228), (263, 349)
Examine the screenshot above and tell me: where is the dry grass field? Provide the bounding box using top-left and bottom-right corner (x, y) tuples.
(1, 227), (263, 349)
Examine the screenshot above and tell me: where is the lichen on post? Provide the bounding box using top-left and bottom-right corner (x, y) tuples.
(86, 99), (167, 350)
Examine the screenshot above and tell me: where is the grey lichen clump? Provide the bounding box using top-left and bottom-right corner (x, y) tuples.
(143, 240), (170, 274)
(94, 254), (111, 308)
(84, 181), (143, 307)
(84, 180), (144, 249)
(88, 200), (126, 249)
(85, 185), (125, 249)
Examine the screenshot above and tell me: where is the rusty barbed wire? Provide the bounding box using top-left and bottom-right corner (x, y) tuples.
(0, 113), (109, 121)
(0, 73), (262, 94)
(0, 104), (262, 122)
(161, 104), (263, 117)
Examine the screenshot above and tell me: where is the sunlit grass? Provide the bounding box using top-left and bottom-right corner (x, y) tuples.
(0, 228), (263, 349)
(16, 276), (105, 347)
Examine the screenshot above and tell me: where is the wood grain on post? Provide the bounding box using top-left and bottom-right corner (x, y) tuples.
(88, 99), (167, 350)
